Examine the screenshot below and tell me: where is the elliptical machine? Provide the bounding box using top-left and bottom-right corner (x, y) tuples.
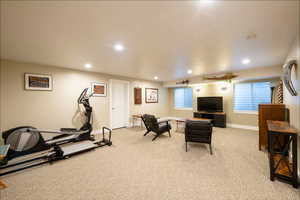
(0, 88), (112, 176)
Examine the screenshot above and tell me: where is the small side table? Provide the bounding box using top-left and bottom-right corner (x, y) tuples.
(132, 114), (143, 128)
(175, 118), (186, 132)
(267, 120), (298, 188)
(176, 118), (212, 132)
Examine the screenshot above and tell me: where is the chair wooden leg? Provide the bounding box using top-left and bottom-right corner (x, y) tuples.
(168, 130), (171, 137)
(144, 130), (150, 136)
(209, 144), (213, 155)
(152, 133), (160, 141)
(186, 142), (188, 152)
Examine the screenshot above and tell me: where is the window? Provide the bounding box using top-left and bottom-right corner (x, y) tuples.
(174, 87), (193, 109)
(234, 82), (271, 112)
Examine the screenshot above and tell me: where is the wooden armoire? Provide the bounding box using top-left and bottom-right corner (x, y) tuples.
(258, 104), (287, 151)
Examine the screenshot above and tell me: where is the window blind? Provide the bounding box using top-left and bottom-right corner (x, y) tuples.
(174, 88), (193, 108)
(234, 82), (271, 111)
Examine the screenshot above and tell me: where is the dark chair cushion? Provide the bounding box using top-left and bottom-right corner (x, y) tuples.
(185, 120), (213, 144)
(158, 123), (171, 134)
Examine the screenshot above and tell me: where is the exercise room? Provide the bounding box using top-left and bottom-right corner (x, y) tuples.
(0, 1), (299, 200)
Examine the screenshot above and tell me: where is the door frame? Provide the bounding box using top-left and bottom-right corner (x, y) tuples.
(109, 79), (130, 129)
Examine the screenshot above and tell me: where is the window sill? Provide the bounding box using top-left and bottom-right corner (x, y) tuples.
(174, 107), (193, 111)
(234, 110), (258, 115)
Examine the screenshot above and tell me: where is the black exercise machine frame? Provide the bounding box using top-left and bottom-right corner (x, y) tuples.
(0, 127), (112, 177)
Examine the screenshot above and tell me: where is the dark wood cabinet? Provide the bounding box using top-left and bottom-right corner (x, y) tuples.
(134, 88), (142, 104)
(258, 104), (286, 151)
(193, 112), (226, 128)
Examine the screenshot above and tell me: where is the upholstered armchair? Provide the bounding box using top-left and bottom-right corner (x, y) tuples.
(185, 120), (213, 154)
(141, 114), (171, 141)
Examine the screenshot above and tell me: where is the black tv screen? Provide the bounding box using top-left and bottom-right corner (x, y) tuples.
(197, 97), (223, 112)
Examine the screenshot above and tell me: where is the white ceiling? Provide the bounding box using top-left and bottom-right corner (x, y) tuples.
(1, 1), (299, 81)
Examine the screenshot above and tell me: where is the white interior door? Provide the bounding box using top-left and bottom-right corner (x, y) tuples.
(110, 80), (129, 129)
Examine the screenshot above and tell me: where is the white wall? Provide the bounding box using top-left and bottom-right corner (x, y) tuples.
(282, 37), (300, 177)
(0, 60), (169, 143)
(283, 38), (300, 129)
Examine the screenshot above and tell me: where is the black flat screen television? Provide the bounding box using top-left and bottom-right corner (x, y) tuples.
(197, 97), (223, 112)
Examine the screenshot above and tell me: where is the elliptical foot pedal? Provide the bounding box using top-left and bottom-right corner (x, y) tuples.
(60, 141), (97, 157)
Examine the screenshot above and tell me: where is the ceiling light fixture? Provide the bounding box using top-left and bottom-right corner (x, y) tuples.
(84, 63), (92, 68)
(242, 58), (251, 65)
(195, 87), (201, 93)
(154, 76), (158, 80)
(114, 43), (124, 52)
(187, 69), (193, 74)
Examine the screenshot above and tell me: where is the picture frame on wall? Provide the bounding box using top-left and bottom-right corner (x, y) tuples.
(145, 88), (158, 103)
(24, 73), (52, 91)
(134, 87), (142, 104)
(91, 82), (107, 97)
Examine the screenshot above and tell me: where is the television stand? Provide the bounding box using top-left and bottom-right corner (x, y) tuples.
(193, 111), (226, 128)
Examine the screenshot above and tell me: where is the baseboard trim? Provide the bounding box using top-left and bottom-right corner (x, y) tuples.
(227, 123), (258, 131)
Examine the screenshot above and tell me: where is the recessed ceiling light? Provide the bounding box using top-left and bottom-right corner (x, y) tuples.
(154, 76), (158, 80)
(114, 43), (124, 52)
(187, 69), (193, 74)
(84, 63), (92, 68)
(242, 58), (251, 65)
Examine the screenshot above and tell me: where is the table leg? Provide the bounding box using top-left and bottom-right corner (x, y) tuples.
(132, 117), (135, 128)
(269, 133), (275, 181)
(292, 135), (298, 188)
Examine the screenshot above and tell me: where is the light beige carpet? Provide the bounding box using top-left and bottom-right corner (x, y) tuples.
(0, 127), (299, 200)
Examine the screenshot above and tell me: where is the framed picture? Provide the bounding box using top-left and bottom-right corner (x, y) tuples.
(25, 73), (52, 91)
(91, 82), (107, 97)
(145, 88), (158, 103)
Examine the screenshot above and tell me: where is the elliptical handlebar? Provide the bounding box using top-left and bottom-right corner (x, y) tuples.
(77, 88), (89, 104)
(77, 88), (93, 127)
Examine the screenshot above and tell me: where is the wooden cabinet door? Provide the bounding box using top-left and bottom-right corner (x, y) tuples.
(258, 104), (286, 150)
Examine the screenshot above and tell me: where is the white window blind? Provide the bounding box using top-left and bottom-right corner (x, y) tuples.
(234, 82), (271, 111)
(174, 88), (193, 109)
